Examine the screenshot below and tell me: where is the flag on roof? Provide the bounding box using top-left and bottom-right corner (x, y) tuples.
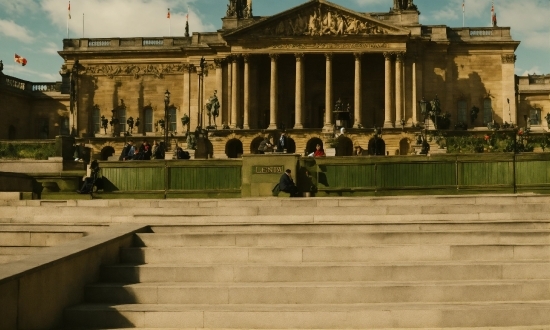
(167, 8), (171, 19)
(68, 1), (71, 19)
(14, 54), (27, 66)
(491, 2), (497, 27)
(462, 0), (465, 13)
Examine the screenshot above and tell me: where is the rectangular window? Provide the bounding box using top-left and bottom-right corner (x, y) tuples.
(118, 108), (126, 133)
(60, 117), (70, 135)
(144, 107), (153, 132)
(530, 108), (541, 125)
(168, 107), (177, 132)
(483, 98), (493, 124)
(92, 107), (100, 133)
(457, 100), (467, 123)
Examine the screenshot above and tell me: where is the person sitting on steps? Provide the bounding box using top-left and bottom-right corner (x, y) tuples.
(279, 169), (299, 197)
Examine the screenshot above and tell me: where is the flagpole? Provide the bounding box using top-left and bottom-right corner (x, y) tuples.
(67, 1), (71, 39)
(83, 13), (85, 38)
(462, 1), (465, 27)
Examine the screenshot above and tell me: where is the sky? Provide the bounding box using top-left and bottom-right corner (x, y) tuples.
(0, 0), (549, 82)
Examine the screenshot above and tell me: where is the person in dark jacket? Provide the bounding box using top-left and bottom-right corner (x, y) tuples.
(279, 169), (299, 197)
(276, 132), (287, 153)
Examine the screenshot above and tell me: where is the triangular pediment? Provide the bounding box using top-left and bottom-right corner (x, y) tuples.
(224, 0), (409, 40)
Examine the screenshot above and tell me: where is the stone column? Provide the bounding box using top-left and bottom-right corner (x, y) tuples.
(294, 53), (304, 129)
(324, 53), (333, 130)
(243, 54), (251, 129)
(268, 54), (279, 130)
(214, 59), (224, 129)
(230, 55), (239, 129)
(411, 56), (418, 125)
(354, 53), (363, 128)
(395, 52), (404, 127)
(384, 52), (394, 128)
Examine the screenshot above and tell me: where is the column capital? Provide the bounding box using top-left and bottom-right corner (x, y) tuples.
(189, 64), (197, 73)
(295, 53), (304, 62)
(213, 58), (225, 68)
(325, 53), (333, 61)
(395, 52), (406, 62)
(242, 54), (251, 63)
(501, 54), (517, 64)
(354, 53), (364, 60)
(383, 52), (394, 61)
(269, 53), (279, 61)
(229, 54), (242, 63)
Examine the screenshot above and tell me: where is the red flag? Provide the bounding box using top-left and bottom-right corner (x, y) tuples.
(68, 1), (71, 19)
(167, 8), (170, 19)
(14, 54), (27, 66)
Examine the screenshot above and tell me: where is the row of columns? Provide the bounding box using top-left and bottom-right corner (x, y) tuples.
(219, 52), (415, 130)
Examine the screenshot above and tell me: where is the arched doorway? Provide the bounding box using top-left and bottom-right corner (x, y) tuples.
(225, 139), (244, 158)
(335, 136), (353, 156)
(399, 138), (411, 155)
(100, 146), (116, 160)
(306, 137), (323, 155)
(368, 137), (386, 156)
(250, 136), (264, 154)
(8, 125), (16, 140)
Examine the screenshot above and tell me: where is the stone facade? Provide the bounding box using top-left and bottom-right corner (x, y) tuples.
(516, 74), (550, 131)
(2, 0), (527, 158)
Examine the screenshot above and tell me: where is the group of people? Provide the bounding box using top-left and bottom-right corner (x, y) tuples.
(120, 140), (162, 161)
(257, 132), (289, 154)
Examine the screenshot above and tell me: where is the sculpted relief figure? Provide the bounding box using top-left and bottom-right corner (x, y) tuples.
(259, 5), (389, 37)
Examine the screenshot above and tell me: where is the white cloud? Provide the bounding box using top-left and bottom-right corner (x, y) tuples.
(0, 19), (35, 43)
(41, 41), (60, 55)
(500, 0), (550, 51)
(0, 0), (40, 16)
(519, 66), (542, 76)
(40, 0), (215, 38)
(431, 8), (459, 22)
(354, 0), (387, 6)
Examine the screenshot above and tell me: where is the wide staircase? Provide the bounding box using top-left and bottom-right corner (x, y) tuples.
(60, 195), (550, 329)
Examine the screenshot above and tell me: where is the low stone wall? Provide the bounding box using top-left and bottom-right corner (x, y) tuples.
(0, 223), (149, 330)
(0, 158), (64, 173)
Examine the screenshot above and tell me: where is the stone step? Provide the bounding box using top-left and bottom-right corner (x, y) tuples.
(149, 222), (550, 233)
(0, 254), (28, 264)
(101, 262), (550, 283)
(0, 231), (85, 247)
(63, 301), (550, 329)
(134, 231), (550, 247)
(119, 245), (550, 264)
(84, 280), (550, 305)
(67, 327), (550, 330)
(0, 246), (47, 255)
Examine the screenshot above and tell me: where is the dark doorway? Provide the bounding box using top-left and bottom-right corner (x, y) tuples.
(8, 125), (16, 140)
(335, 136), (353, 156)
(226, 139), (244, 158)
(399, 138), (411, 155)
(368, 137), (386, 156)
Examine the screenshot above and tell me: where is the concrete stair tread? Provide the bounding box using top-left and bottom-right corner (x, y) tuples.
(65, 301), (550, 312)
(89, 279), (550, 288)
(108, 260), (550, 267)
(72, 327), (550, 330)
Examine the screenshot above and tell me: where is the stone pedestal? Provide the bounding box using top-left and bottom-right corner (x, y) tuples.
(241, 154), (300, 197)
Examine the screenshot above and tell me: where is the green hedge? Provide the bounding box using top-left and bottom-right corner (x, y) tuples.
(0, 142), (57, 160)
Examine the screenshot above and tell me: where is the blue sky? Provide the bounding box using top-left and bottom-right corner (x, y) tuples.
(1, 0), (548, 82)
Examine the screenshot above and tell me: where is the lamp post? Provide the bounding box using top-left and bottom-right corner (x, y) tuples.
(164, 90), (171, 153)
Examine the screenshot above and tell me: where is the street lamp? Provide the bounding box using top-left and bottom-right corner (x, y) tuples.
(164, 90), (171, 153)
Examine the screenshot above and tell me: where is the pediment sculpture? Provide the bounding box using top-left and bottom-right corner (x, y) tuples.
(254, 5), (397, 37)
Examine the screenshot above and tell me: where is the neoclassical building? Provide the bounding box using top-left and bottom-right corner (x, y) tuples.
(55, 0), (520, 157)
